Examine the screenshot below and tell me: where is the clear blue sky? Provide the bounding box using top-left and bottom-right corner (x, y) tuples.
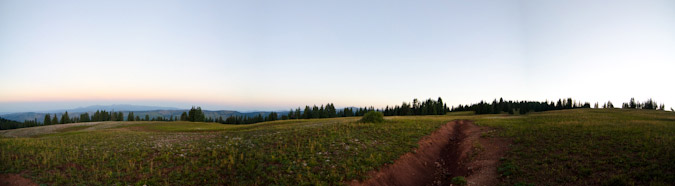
(1, 0), (674, 112)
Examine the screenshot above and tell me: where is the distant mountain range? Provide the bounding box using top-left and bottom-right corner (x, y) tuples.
(43, 104), (182, 113)
(0, 105), (289, 122)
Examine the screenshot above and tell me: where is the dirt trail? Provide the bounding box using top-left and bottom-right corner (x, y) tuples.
(0, 174), (37, 186)
(351, 120), (510, 186)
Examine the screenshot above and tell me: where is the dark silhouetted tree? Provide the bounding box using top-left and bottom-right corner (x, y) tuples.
(187, 106), (205, 122)
(60, 111), (70, 124)
(127, 112), (135, 121)
(52, 114), (59, 124)
(44, 114), (52, 125)
(180, 112), (188, 121)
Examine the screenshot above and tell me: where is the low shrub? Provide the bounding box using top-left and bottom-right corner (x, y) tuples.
(359, 111), (384, 123)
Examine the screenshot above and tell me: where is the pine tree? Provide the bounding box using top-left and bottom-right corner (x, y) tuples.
(327, 103), (337, 118)
(303, 106), (311, 119)
(295, 108), (301, 119)
(127, 112), (135, 121)
(267, 112), (278, 121)
(180, 112), (188, 121)
(44, 114), (52, 125)
(93, 110), (100, 121)
(61, 111), (70, 124)
(110, 111), (117, 121)
(52, 114), (59, 124)
(312, 105), (320, 118)
(80, 112), (90, 122)
(319, 105), (326, 118)
(186, 106), (205, 122)
(196, 107), (205, 122)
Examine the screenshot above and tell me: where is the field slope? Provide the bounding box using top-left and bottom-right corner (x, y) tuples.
(0, 109), (673, 185)
(0, 116), (461, 185)
(475, 109), (675, 185)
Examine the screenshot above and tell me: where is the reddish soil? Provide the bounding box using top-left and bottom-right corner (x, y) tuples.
(351, 120), (510, 186)
(0, 174), (37, 186)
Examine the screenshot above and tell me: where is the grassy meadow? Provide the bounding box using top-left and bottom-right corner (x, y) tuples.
(0, 109), (673, 185)
(475, 109), (675, 185)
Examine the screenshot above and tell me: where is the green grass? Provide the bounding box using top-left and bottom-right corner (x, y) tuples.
(0, 116), (461, 185)
(117, 121), (236, 132)
(475, 109), (675, 185)
(0, 109), (673, 185)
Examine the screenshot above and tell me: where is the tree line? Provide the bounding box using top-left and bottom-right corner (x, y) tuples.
(219, 98), (448, 125)
(0, 117), (24, 130)
(1, 97), (668, 130)
(1, 109), (185, 130)
(451, 98), (591, 114)
(452, 97), (666, 115)
(621, 98), (666, 110)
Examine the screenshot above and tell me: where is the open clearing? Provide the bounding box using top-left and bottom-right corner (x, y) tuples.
(0, 109), (673, 185)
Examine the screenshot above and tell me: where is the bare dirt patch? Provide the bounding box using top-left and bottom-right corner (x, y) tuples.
(0, 174), (37, 186)
(351, 120), (510, 186)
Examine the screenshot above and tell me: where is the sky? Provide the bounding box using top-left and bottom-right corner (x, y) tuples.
(1, 0), (674, 112)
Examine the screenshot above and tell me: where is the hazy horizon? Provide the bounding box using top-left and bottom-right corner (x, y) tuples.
(2, 0), (674, 112)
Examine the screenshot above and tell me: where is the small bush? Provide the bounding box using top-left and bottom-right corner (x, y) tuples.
(359, 111), (384, 123)
(498, 158), (518, 177)
(451, 176), (467, 185)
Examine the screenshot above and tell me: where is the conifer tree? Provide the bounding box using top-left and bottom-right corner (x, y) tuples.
(80, 112), (90, 122)
(180, 112), (188, 121)
(295, 108), (301, 119)
(61, 111), (70, 124)
(311, 105), (320, 118)
(303, 106), (311, 119)
(52, 114), (59, 124)
(267, 112), (278, 121)
(186, 106), (205, 122)
(44, 114), (52, 125)
(319, 105), (326, 118)
(110, 111), (117, 121)
(127, 112), (135, 121)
